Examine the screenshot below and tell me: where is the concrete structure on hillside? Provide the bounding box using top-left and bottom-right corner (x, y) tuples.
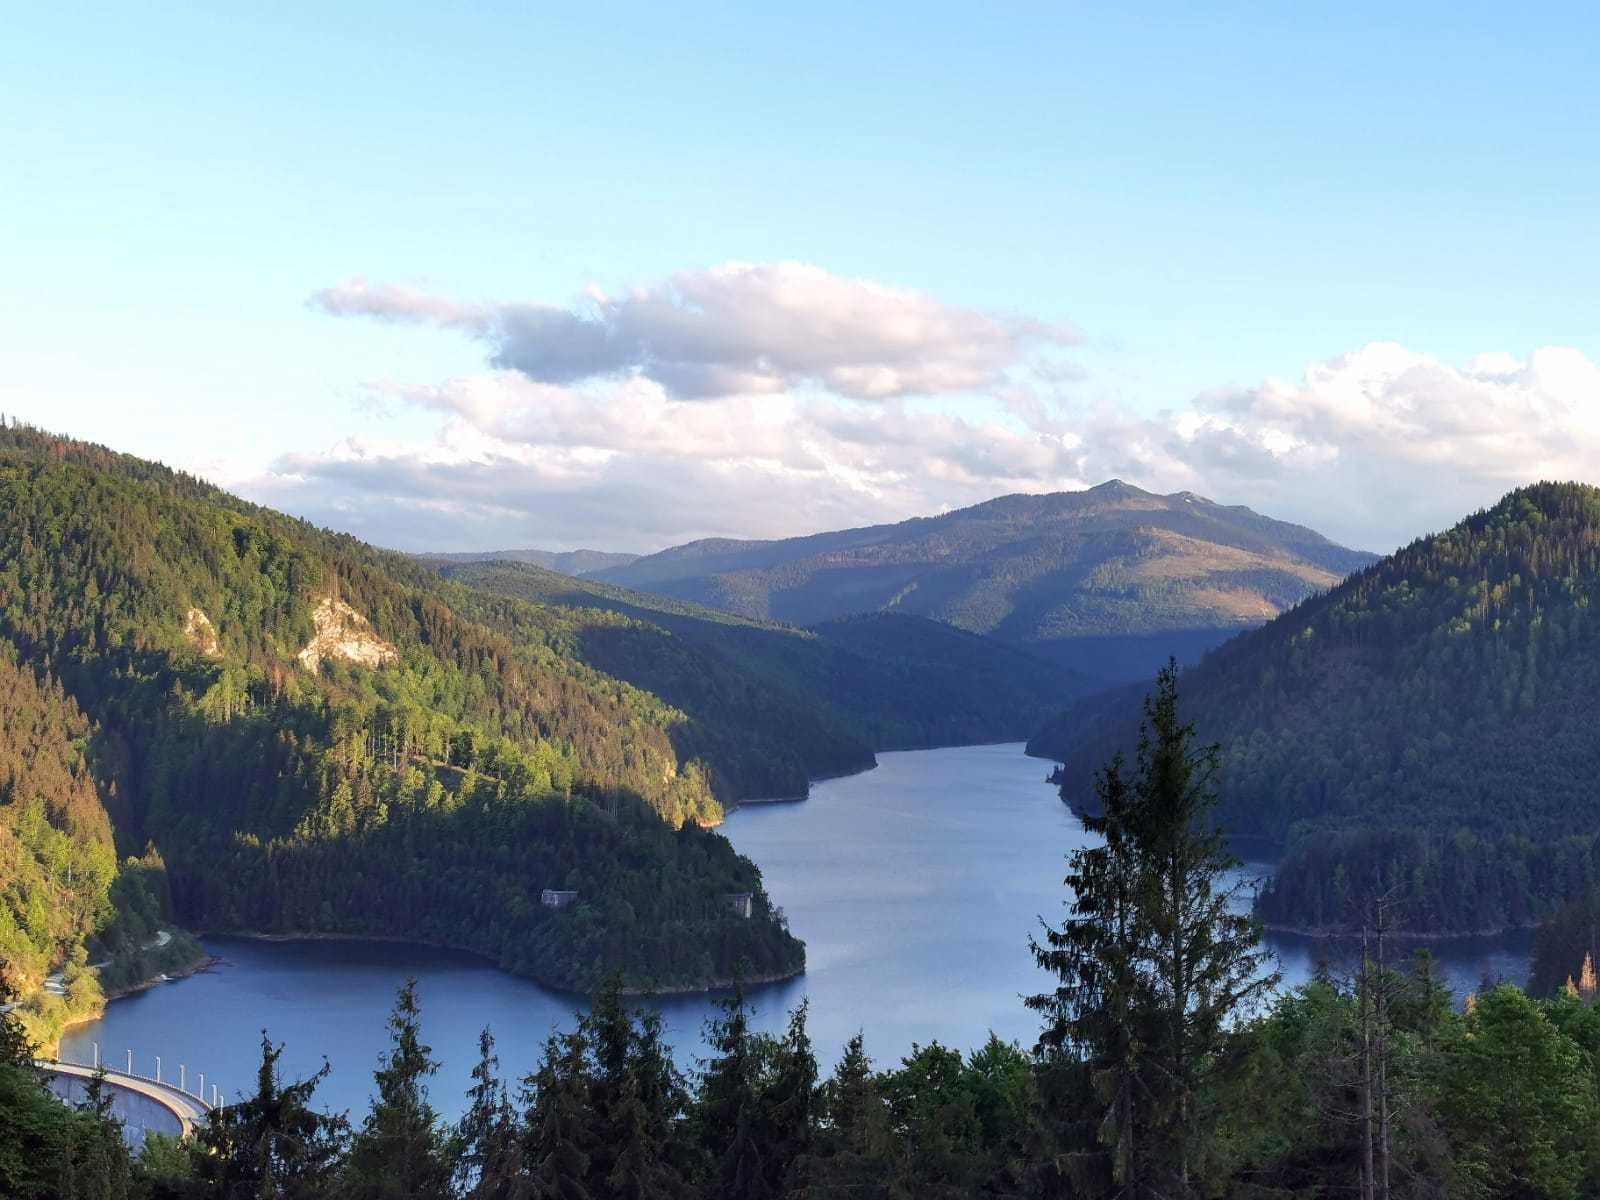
(40, 1059), (213, 1146)
(724, 892), (754, 919)
(541, 889), (579, 909)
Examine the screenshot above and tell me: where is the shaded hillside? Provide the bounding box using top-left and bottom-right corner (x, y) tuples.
(593, 481), (1373, 681)
(418, 547), (638, 575)
(0, 423), (799, 991)
(435, 561), (1092, 770)
(1031, 482), (1600, 935)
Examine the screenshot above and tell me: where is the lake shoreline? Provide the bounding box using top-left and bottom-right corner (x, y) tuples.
(205, 930), (805, 997)
(61, 744), (1532, 1123)
(44, 945), (219, 1056)
(1262, 920), (1544, 941)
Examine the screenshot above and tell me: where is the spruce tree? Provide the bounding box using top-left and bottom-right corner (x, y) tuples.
(1133, 663), (1277, 1193)
(523, 1031), (593, 1200)
(758, 1000), (818, 1195)
(1031, 663), (1276, 1198)
(194, 1031), (348, 1199)
(340, 979), (452, 1200)
(578, 974), (632, 1191)
(695, 989), (768, 1200)
(631, 1007), (689, 1181)
(604, 1072), (682, 1200)
(797, 1033), (893, 1197)
(1028, 750), (1145, 1195)
(452, 1028), (527, 1200)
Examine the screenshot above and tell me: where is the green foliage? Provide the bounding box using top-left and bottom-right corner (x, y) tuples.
(191, 1031), (348, 1199)
(341, 979), (452, 1200)
(1029, 663), (1277, 1195)
(1036, 482), (1600, 934)
(1440, 985), (1600, 1199)
(0, 422), (800, 991)
(0, 643), (117, 987)
(441, 560), (1090, 788)
(0, 993), (131, 1200)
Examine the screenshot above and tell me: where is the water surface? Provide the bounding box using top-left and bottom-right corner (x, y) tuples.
(62, 744), (1527, 1117)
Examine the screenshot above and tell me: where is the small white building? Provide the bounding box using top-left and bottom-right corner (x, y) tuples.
(541, 889), (579, 909)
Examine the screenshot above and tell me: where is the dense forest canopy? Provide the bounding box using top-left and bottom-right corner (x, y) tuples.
(438, 560), (1086, 774)
(0, 423), (801, 992)
(13, 673), (1600, 1200)
(1032, 482), (1600, 935)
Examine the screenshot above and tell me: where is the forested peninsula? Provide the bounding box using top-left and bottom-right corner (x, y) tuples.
(0, 423), (805, 998)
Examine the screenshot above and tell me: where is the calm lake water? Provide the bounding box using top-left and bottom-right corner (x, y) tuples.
(61, 743), (1529, 1117)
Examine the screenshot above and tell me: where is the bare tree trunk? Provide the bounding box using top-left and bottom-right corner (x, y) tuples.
(1360, 923), (1375, 1200)
(1377, 899), (1391, 1200)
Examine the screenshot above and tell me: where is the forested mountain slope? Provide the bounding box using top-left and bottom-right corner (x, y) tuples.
(436, 560), (1090, 765)
(0, 424), (799, 991)
(1031, 482), (1600, 935)
(418, 547), (638, 575)
(593, 481), (1373, 681)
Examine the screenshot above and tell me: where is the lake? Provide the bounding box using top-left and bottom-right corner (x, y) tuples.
(61, 743), (1529, 1117)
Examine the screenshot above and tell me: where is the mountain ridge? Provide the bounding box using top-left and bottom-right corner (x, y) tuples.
(591, 482), (1376, 680)
(417, 547), (639, 576)
(432, 559), (1095, 776)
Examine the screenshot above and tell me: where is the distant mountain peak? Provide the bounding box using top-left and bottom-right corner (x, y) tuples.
(593, 485), (1376, 682)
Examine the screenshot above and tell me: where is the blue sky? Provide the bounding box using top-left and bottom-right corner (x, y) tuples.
(3, 4), (1598, 552)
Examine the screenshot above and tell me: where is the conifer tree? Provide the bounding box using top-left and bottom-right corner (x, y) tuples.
(1130, 662), (1277, 1193)
(1028, 750), (1145, 1194)
(758, 1000), (818, 1195)
(452, 1028), (527, 1200)
(194, 1032), (348, 1199)
(796, 1033), (893, 1197)
(340, 980), (452, 1200)
(695, 989), (768, 1200)
(604, 1072), (681, 1200)
(524, 1031), (593, 1200)
(1031, 663), (1276, 1197)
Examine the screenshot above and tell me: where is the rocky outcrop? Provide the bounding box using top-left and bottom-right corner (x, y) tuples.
(296, 597), (397, 673)
(182, 608), (221, 658)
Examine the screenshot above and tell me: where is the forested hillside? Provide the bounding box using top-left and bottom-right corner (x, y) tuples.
(418, 547), (638, 575)
(1031, 482), (1600, 935)
(593, 481), (1374, 681)
(0, 424), (800, 992)
(437, 560), (1087, 772)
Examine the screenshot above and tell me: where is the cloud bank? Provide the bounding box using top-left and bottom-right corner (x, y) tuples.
(259, 265), (1600, 555)
(312, 262), (1075, 400)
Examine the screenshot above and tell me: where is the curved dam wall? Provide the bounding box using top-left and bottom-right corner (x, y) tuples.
(41, 1062), (207, 1145)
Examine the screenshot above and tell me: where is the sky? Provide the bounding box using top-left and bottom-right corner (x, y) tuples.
(2, 3), (1598, 554)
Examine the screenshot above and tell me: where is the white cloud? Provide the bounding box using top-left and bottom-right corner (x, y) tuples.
(311, 261), (1077, 401)
(1060, 342), (1600, 549)
(271, 266), (1600, 554)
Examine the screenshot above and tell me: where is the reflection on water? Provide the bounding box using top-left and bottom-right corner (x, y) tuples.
(62, 744), (1528, 1117)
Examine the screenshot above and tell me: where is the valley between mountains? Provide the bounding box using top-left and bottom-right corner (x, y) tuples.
(7, 419), (1600, 1050)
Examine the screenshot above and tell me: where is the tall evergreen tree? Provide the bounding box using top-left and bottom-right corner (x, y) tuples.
(523, 1031), (593, 1200)
(452, 1028), (528, 1200)
(193, 1032), (348, 1200)
(604, 1071), (682, 1200)
(1029, 751), (1145, 1195)
(796, 1033), (893, 1198)
(695, 989), (767, 1200)
(1132, 663), (1277, 1193)
(340, 980), (452, 1200)
(1031, 663), (1276, 1198)
(757, 1000), (818, 1195)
